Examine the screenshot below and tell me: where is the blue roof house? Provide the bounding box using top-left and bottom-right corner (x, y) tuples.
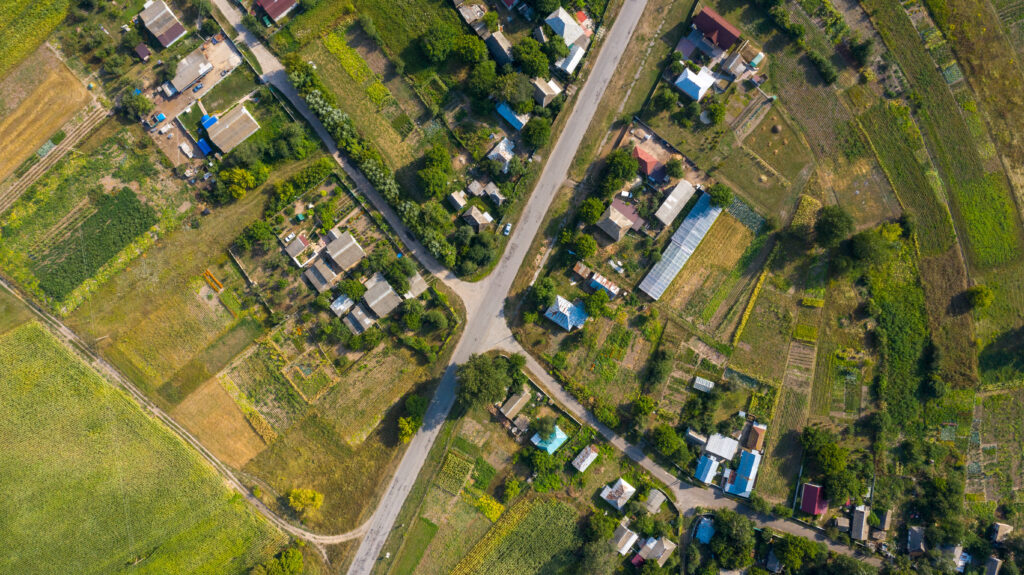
(674, 66), (715, 101)
(544, 295), (588, 331)
(724, 450), (761, 498)
(694, 517), (715, 544)
(496, 102), (530, 131)
(694, 454), (719, 484)
(531, 425), (569, 454)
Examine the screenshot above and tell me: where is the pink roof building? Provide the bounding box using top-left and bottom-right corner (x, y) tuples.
(800, 483), (828, 515)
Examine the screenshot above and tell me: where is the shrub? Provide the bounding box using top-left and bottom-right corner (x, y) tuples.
(708, 183), (733, 207)
(287, 488), (324, 515)
(966, 285), (994, 310)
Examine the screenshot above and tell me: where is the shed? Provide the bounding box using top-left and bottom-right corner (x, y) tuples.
(601, 478), (636, 510)
(324, 231), (365, 272)
(695, 516), (715, 544)
(404, 272), (429, 299)
(644, 489), (666, 514)
(654, 179), (697, 227)
(134, 43), (152, 61)
(448, 189), (469, 211)
(207, 105), (261, 154)
(139, 0), (187, 48)
(571, 444), (599, 472)
(993, 522), (1014, 543)
(685, 428), (708, 446)
(987, 556), (1003, 575)
(634, 146), (662, 179)
(330, 294), (355, 317)
(880, 508), (893, 531)
(531, 425), (568, 454)
(256, 0), (298, 22)
(500, 393), (529, 419)
(572, 261), (593, 280)
(852, 505), (869, 541)
(196, 139), (213, 155)
(544, 295), (588, 331)
(496, 102), (530, 131)
(835, 516), (850, 532)
(589, 273), (620, 298)
(303, 259), (337, 294)
(344, 303), (376, 334)
(693, 376), (715, 393)
(612, 523), (639, 555)
(512, 414), (530, 433)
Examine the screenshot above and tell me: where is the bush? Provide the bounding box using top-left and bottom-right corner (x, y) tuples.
(522, 116), (552, 149)
(423, 309), (448, 332)
(807, 50), (838, 84)
(966, 285), (994, 310)
(287, 488), (324, 515)
(708, 183), (733, 207)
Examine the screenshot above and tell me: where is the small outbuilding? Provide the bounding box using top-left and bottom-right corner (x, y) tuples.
(139, 0), (187, 48)
(571, 444), (599, 472)
(324, 230), (365, 272)
(601, 478), (636, 510)
(544, 295), (588, 331)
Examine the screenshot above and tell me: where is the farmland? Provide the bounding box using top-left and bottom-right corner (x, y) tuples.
(0, 322), (284, 573)
(0, 0), (69, 79)
(758, 387), (809, 502)
(0, 44), (89, 182)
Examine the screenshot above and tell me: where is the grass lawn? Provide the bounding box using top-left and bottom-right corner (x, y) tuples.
(743, 107), (813, 184)
(392, 517), (439, 575)
(0, 322), (285, 574)
(202, 67), (258, 115)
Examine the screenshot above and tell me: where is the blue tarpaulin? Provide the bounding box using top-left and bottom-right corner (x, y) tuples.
(155, 113), (166, 122)
(133, 88), (142, 95)
(201, 115), (218, 129)
(196, 139), (213, 155)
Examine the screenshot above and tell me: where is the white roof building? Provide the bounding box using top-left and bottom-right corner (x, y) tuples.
(571, 444), (599, 472)
(611, 522), (639, 555)
(693, 376), (715, 393)
(705, 433), (739, 461)
(674, 66), (716, 101)
(545, 7), (585, 47)
(330, 294), (355, 317)
(487, 137), (515, 173)
(654, 179), (697, 227)
(555, 43), (586, 75)
(601, 478), (636, 510)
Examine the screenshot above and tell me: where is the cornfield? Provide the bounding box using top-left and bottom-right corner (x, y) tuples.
(0, 0), (69, 78)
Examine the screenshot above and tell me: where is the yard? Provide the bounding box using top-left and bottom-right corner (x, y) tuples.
(0, 322), (285, 573)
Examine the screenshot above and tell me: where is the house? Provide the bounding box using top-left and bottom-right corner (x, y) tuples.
(745, 422), (767, 452)
(533, 77), (563, 107)
(601, 478), (636, 510)
(304, 259), (337, 294)
(324, 230), (365, 272)
(597, 199), (644, 242)
(330, 294), (355, 317)
(466, 180), (486, 197)
(654, 179), (697, 227)
(256, 0), (298, 23)
(462, 206), (494, 232)
(675, 66), (716, 101)
(685, 428), (708, 446)
(572, 261), (593, 280)
(722, 51), (748, 79)
(170, 49), (213, 94)
(344, 303), (376, 334)
(637, 536), (677, 567)
(852, 505), (869, 541)
(496, 102), (530, 131)
(404, 272), (429, 299)
(134, 43), (152, 62)
(589, 273), (620, 298)
(554, 44), (586, 75)
(531, 425), (569, 454)
(639, 193), (723, 300)
(692, 7), (741, 51)
(987, 556), (1003, 575)
(283, 234), (311, 265)
(705, 433), (739, 460)
(723, 449), (760, 498)
(571, 444), (599, 472)
(633, 147), (662, 180)
(484, 181), (505, 205)
(544, 295), (588, 331)
(695, 454), (719, 484)
(943, 544), (970, 573)
(363, 272), (402, 317)
(500, 393), (529, 419)
(693, 376), (715, 393)
(644, 489), (666, 514)
(800, 483), (828, 515)
(457, 2), (485, 24)
(694, 516), (715, 544)
(207, 105), (261, 154)
(993, 522), (1014, 543)
(448, 189), (469, 211)
(487, 138), (515, 173)
(908, 525), (927, 557)
(545, 7), (586, 47)
(612, 522), (640, 555)
(484, 31), (514, 66)
(835, 516), (850, 532)
(880, 508), (893, 531)
(139, 0), (187, 48)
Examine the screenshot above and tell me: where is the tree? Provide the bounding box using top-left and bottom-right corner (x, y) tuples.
(634, 395), (656, 420)
(814, 205), (854, 247)
(707, 183), (733, 207)
(315, 292), (332, 311)
(966, 285), (994, 310)
(402, 298), (425, 330)
(544, 36), (570, 61)
(492, 72), (534, 113)
(651, 424), (682, 456)
(710, 509), (755, 569)
(579, 198), (605, 225)
(586, 512), (618, 541)
(574, 233), (598, 259)
(522, 116), (552, 149)
(776, 535), (822, 571)
(220, 167), (258, 200)
(250, 546), (304, 575)
(532, 0), (560, 14)
(423, 309), (448, 332)
(531, 276), (557, 308)
(288, 488), (324, 515)
(605, 148), (640, 181)
(651, 86), (679, 112)
(532, 415), (556, 438)
(850, 230), (887, 263)
(454, 34), (488, 63)
(512, 37), (550, 78)
(468, 60), (498, 99)
(578, 540), (619, 575)
(121, 91), (153, 120)
(585, 290), (610, 317)
(483, 11), (499, 32)
(666, 158), (684, 179)
(339, 279), (366, 300)
(421, 23), (459, 63)
(706, 100), (726, 124)
(235, 220), (276, 253)
(456, 354), (510, 407)
(503, 475), (522, 502)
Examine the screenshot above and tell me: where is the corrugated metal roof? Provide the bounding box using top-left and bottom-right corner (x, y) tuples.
(207, 105), (260, 153)
(638, 193), (722, 300)
(724, 450), (761, 498)
(695, 455), (719, 484)
(654, 179), (696, 227)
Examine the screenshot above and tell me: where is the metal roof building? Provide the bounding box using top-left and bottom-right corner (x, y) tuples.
(139, 0), (187, 48)
(324, 230), (365, 271)
(544, 295), (588, 331)
(723, 450), (761, 498)
(170, 49), (212, 93)
(638, 192), (722, 300)
(207, 105), (261, 154)
(654, 179), (696, 227)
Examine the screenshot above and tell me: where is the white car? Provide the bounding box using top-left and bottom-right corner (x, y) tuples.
(503, 222), (512, 236)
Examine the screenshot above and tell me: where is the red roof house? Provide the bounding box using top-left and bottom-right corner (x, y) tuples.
(800, 483), (828, 515)
(256, 0), (298, 22)
(692, 7), (741, 50)
(633, 147), (661, 178)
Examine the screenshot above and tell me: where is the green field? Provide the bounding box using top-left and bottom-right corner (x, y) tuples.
(0, 322), (284, 573)
(0, 0), (69, 78)
(201, 68), (258, 115)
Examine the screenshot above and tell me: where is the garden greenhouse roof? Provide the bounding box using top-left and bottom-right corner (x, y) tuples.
(639, 193), (722, 300)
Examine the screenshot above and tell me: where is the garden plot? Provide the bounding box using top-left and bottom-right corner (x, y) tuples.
(561, 316), (654, 406)
(172, 377), (268, 468)
(757, 387), (810, 502)
(742, 108), (814, 186)
(978, 390), (1024, 500)
(223, 343), (308, 434)
(730, 282), (798, 384)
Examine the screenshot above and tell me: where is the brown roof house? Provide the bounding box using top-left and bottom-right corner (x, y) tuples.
(324, 230), (365, 272)
(637, 536), (677, 568)
(745, 422), (767, 452)
(601, 478), (637, 510)
(363, 272), (402, 318)
(692, 7), (741, 51)
(256, 0), (298, 23)
(139, 0), (187, 48)
(597, 199), (644, 242)
(207, 105), (261, 154)
(462, 206), (494, 232)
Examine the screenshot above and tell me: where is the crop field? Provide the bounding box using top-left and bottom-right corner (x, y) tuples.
(172, 378), (268, 468)
(224, 344), (307, 434)
(715, 147), (795, 221)
(0, 45), (89, 182)
(731, 282), (797, 384)
(451, 497), (581, 575)
(392, 517), (439, 575)
(350, 0), (460, 73)
(919, 249), (977, 386)
(0, 323), (284, 573)
(563, 316), (653, 405)
(859, 102), (955, 255)
(318, 342), (434, 444)
(0, 127), (185, 308)
(0, 0), (69, 79)
(863, 0), (1023, 269)
(435, 452), (475, 494)
(979, 390), (1024, 499)
(411, 489), (493, 575)
(758, 387), (809, 502)
(0, 285), (33, 335)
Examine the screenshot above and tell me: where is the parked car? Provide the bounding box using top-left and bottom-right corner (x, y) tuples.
(503, 222), (512, 236)
(192, 83), (203, 93)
